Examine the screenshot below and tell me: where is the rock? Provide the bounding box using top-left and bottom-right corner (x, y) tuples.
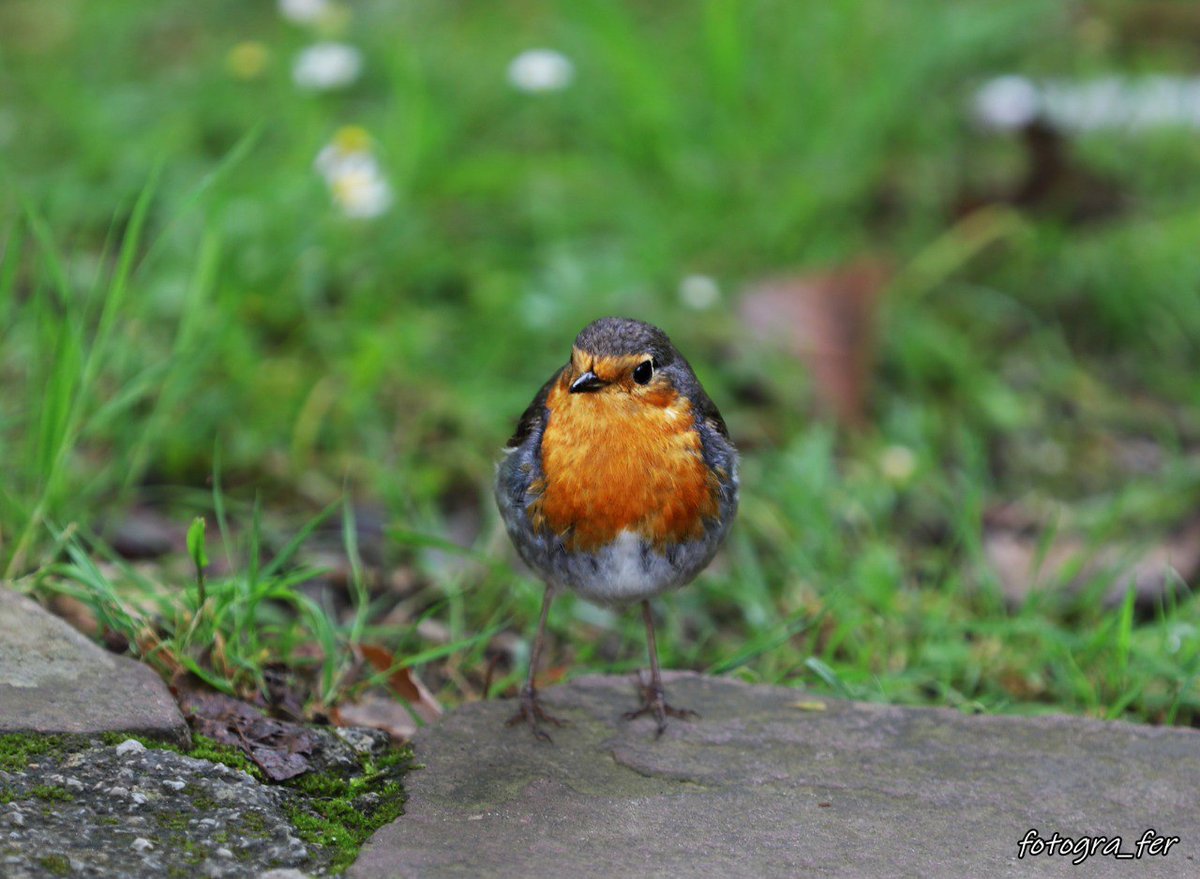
(0, 741), (318, 878)
(0, 588), (190, 745)
(115, 739), (147, 756)
(350, 673), (1200, 878)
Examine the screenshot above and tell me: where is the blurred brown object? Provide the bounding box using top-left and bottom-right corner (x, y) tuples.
(334, 695), (423, 743)
(109, 507), (184, 560)
(739, 260), (890, 429)
(47, 594), (130, 654)
(984, 514), (1200, 611)
(1101, 1), (1200, 51)
(359, 644), (443, 725)
(959, 120), (1125, 224)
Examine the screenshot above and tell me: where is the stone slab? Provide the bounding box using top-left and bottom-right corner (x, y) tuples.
(350, 673), (1200, 878)
(0, 739), (310, 878)
(0, 588), (189, 746)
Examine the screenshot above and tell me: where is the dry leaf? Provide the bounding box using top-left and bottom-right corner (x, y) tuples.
(333, 695), (420, 743)
(179, 687), (320, 782)
(360, 644), (443, 724)
(791, 700), (828, 712)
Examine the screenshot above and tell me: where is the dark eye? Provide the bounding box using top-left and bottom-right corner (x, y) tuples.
(632, 360), (654, 385)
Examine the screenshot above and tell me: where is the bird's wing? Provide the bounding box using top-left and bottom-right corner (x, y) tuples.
(690, 385), (730, 440)
(505, 368), (563, 449)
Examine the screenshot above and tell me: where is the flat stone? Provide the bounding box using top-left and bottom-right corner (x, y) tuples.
(350, 673), (1200, 878)
(0, 588), (189, 746)
(0, 740), (313, 878)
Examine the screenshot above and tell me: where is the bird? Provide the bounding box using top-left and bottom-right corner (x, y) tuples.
(495, 316), (738, 739)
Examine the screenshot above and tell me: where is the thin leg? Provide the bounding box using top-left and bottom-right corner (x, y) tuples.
(506, 586), (567, 741)
(622, 600), (699, 737)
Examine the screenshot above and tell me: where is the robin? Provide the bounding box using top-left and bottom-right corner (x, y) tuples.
(495, 316), (738, 739)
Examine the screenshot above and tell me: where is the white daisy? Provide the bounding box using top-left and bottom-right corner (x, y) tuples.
(507, 49), (574, 93)
(278, 0), (330, 25)
(293, 42), (362, 91)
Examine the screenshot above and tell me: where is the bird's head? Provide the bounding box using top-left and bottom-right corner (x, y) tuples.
(561, 316), (686, 407)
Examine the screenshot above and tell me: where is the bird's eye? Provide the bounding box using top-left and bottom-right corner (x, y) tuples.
(633, 360), (654, 385)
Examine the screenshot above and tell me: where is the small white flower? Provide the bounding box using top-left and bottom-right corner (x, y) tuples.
(315, 144), (380, 181)
(331, 165), (394, 219)
(314, 127), (394, 219)
(974, 75), (1040, 130)
(678, 274), (721, 310)
(880, 445), (917, 485)
(507, 49), (574, 93)
(278, 0), (330, 24)
(292, 42), (362, 91)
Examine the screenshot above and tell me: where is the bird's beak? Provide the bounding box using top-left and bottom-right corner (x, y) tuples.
(569, 370), (607, 394)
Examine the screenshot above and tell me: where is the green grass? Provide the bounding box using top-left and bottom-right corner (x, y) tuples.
(0, 0), (1198, 728)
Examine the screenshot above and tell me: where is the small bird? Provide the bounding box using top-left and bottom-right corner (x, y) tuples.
(495, 317), (738, 739)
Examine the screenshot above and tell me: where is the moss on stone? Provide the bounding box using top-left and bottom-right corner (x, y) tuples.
(0, 733), (72, 771)
(29, 785), (73, 802)
(37, 854), (72, 876)
(283, 746), (412, 874)
(1, 727), (412, 873)
(186, 735), (266, 781)
(155, 810), (192, 833)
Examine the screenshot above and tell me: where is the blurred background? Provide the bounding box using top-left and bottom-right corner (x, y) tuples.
(1, 0), (1198, 731)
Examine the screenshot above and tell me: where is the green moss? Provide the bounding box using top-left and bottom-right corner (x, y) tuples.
(99, 732), (185, 751)
(282, 747), (412, 873)
(37, 854), (72, 876)
(155, 811), (192, 833)
(30, 785), (73, 802)
(185, 788), (219, 812)
(181, 839), (206, 866)
(0, 734), (72, 771)
(186, 735), (266, 782)
(291, 771), (349, 799)
(239, 810), (269, 836)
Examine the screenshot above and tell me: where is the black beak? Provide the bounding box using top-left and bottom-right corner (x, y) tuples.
(569, 370), (607, 394)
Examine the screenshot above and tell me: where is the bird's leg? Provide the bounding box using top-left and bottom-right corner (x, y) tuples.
(622, 600), (699, 737)
(506, 585), (567, 742)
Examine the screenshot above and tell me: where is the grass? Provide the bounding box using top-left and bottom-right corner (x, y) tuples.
(0, 0), (1198, 727)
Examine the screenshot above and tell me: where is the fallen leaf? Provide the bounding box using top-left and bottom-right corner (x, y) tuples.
(791, 700), (828, 712)
(179, 687), (320, 782)
(359, 644), (443, 724)
(333, 695), (420, 743)
(261, 663), (310, 723)
(740, 260), (890, 429)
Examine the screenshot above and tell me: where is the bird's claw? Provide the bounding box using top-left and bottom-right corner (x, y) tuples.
(506, 687), (568, 742)
(622, 681), (699, 738)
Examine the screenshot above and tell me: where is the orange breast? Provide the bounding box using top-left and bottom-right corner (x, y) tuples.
(530, 379), (718, 551)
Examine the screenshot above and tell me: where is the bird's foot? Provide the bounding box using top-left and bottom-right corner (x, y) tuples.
(506, 686), (568, 743)
(622, 676), (699, 738)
